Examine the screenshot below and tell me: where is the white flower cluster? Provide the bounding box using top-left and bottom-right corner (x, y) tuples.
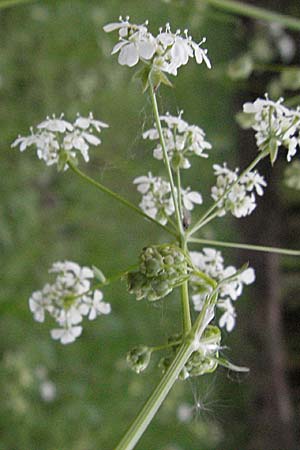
(242, 96), (300, 163)
(133, 172), (202, 225)
(29, 261), (111, 344)
(12, 113), (108, 169)
(190, 248), (255, 332)
(211, 163), (266, 218)
(104, 17), (211, 75)
(143, 111), (212, 169)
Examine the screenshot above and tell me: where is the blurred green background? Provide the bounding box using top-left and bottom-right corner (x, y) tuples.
(1, 1), (300, 449)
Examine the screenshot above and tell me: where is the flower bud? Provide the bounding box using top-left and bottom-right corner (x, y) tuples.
(127, 245), (189, 301)
(127, 346), (152, 374)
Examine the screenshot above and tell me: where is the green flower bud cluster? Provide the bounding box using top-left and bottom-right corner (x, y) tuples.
(127, 245), (189, 301)
(127, 346), (152, 374)
(159, 326), (221, 380)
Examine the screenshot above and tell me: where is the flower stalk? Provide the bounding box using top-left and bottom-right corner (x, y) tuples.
(188, 237), (300, 257)
(148, 80), (184, 237)
(201, 0), (300, 32)
(68, 161), (177, 237)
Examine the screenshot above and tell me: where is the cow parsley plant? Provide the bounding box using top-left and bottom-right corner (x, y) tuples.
(12, 15), (300, 450)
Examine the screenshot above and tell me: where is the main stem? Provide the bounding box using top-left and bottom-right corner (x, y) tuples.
(200, 0), (300, 32)
(149, 82), (184, 237)
(115, 298), (214, 450)
(148, 81), (191, 333)
(115, 340), (193, 450)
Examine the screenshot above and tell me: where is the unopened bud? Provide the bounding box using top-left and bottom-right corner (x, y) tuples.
(127, 346), (152, 374)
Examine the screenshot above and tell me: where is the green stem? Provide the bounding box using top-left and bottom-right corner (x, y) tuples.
(149, 81), (184, 237)
(201, 0), (300, 32)
(192, 269), (217, 289)
(115, 296), (214, 450)
(68, 161), (177, 238)
(176, 168), (184, 225)
(150, 340), (182, 353)
(188, 237), (300, 257)
(181, 280), (192, 333)
(188, 151), (266, 237)
(115, 341), (193, 450)
(191, 210), (221, 232)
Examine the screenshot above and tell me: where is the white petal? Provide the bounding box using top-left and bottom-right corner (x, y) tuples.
(118, 43), (139, 67)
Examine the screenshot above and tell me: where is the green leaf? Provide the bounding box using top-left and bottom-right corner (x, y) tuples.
(57, 152), (69, 172)
(133, 66), (151, 92)
(149, 69), (173, 90)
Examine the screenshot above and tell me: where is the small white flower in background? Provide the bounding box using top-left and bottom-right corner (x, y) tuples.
(241, 95), (300, 163)
(35, 366), (57, 402)
(143, 111), (211, 169)
(133, 172), (203, 224)
(190, 248), (255, 332)
(12, 113), (108, 170)
(211, 163), (266, 218)
(29, 261), (111, 344)
(104, 17), (211, 75)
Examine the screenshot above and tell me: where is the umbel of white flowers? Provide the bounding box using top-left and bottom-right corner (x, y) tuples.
(12, 113), (108, 171)
(211, 163), (267, 218)
(240, 96), (300, 164)
(103, 16), (211, 75)
(133, 172), (203, 225)
(29, 261), (111, 344)
(143, 111), (212, 169)
(190, 248), (255, 332)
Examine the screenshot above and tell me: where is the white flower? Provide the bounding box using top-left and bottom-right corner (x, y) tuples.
(12, 113), (108, 170)
(133, 172), (174, 225)
(154, 24), (211, 75)
(143, 111), (211, 169)
(242, 95), (300, 163)
(181, 188), (203, 210)
(29, 261), (111, 344)
(39, 380), (57, 402)
(218, 299), (236, 332)
(105, 17), (157, 67)
(191, 248), (255, 332)
(211, 163), (266, 218)
(104, 18), (211, 75)
(133, 172), (203, 224)
(51, 326), (83, 345)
